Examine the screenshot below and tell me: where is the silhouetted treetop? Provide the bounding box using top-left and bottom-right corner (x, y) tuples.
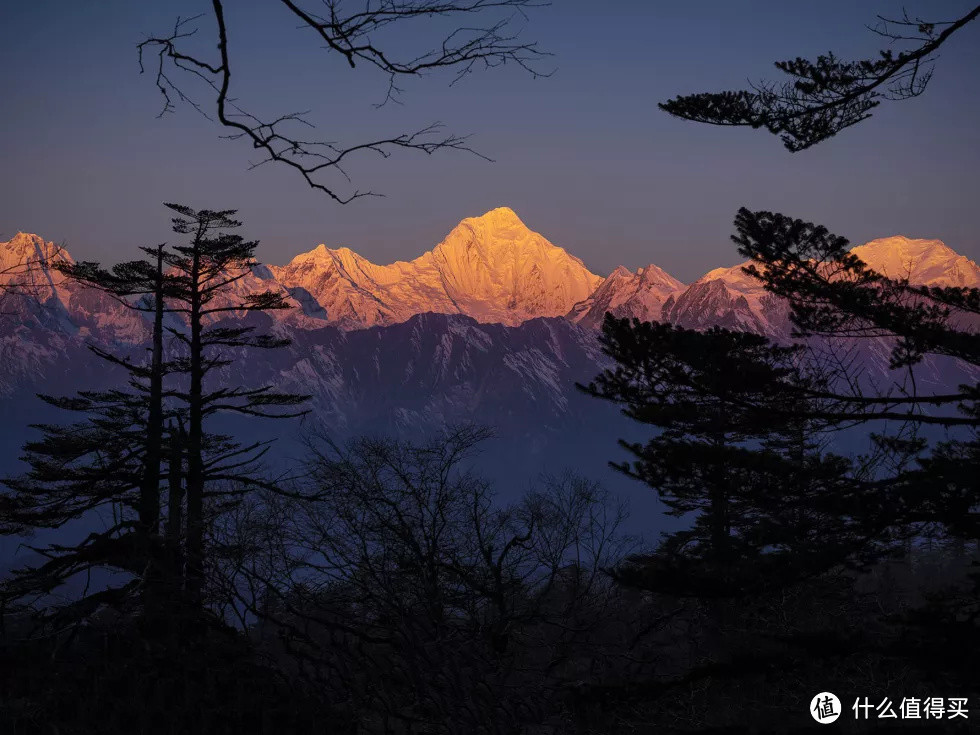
(660, 5), (980, 150)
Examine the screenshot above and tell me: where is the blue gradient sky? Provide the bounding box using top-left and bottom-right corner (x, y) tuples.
(2, 0), (978, 282)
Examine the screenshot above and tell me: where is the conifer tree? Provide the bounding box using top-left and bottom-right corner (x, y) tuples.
(0, 204), (308, 636)
(645, 0), (980, 709)
(158, 203), (308, 614)
(0, 244), (178, 629)
(580, 318), (872, 600)
(54, 244), (177, 628)
(726, 209), (980, 683)
(728, 209), (979, 524)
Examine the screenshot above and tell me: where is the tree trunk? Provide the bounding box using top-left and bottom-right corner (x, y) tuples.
(165, 420), (186, 635)
(185, 236), (205, 615)
(706, 429), (732, 660)
(139, 245), (166, 634)
(166, 422), (185, 555)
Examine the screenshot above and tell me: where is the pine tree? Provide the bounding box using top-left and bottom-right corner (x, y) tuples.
(0, 204), (308, 638)
(56, 245), (178, 630)
(645, 4), (980, 712)
(580, 318), (868, 603)
(726, 208), (980, 685)
(0, 244), (179, 630)
(158, 203), (308, 615)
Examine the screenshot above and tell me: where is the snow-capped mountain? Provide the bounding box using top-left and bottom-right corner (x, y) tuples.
(0, 233), (151, 393)
(851, 236), (980, 288)
(269, 207), (602, 330)
(1, 216), (977, 440)
(661, 260), (791, 337)
(567, 264), (685, 329)
(658, 237), (980, 340)
(3, 216), (975, 517)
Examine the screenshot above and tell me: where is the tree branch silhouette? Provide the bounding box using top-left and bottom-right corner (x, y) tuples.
(659, 4), (980, 151)
(138, 0), (548, 202)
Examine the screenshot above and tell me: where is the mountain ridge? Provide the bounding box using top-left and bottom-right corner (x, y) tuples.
(3, 211), (978, 341)
(2, 215), (978, 482)
(266, 206), (603, 329)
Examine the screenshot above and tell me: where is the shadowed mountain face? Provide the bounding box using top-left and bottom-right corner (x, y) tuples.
(244, 312), (608, 436)
(2, 210), (978, 485)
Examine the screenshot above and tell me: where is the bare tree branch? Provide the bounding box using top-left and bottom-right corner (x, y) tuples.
(138, 0), (549, 202)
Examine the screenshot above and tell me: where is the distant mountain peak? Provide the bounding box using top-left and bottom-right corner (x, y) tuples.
(566, 263), (685, 329)
(270, 208), (600, 329)
(427, 208), (602, 323)
(4, 231), (49, 255)
(855, 236), (956, 266)
(8, 221), (974, 339)
(606, 265), (634, 281)
(437, 206), (560, 257)
(465, 206), (525, 227)
(696, 261), (765, 294)
(859, 234), (947, 250)
(851, 236), (980, 288)
(290, 243), (354, 263)
(8, 231), (40, 244)
(637, 263), (685, 289)
(1, 232), (71, 275)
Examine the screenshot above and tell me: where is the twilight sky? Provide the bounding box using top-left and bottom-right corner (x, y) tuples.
(1, 0), (978, 283)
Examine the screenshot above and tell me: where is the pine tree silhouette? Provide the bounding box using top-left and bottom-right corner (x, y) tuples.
(580, 318), (868, 604)
(0, 204), (308, 641)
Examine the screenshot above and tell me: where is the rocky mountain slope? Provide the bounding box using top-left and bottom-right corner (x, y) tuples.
(566, 264), (685, 329)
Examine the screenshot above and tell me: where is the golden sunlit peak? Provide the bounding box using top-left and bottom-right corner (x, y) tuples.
(467, 206), (525, 226)
(851, 236), (979, 287)
(301, 243), (352, 259)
